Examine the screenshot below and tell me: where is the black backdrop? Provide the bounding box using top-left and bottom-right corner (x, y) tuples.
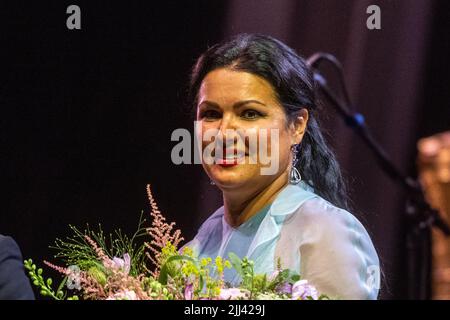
(1, 1), (449, 299)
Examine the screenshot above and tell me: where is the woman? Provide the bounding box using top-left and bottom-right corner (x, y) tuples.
(184, 34), (380, 299)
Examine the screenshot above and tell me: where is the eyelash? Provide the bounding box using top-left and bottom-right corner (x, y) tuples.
(200, 109), (264, 120)
(242, 109), (264, 119)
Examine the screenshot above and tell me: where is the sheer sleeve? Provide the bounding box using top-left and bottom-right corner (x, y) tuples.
(293, 198), (380, 299)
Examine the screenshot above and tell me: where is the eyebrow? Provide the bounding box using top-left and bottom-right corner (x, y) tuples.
(198, 100), (267, 109)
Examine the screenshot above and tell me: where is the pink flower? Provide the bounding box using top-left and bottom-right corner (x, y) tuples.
(275, 282), (293, 294)
(184, 283), (193, 300)
(112, 253), (131, 275)
(291, 280), (319, 300)
(219, 288), (249, 300)
(268, 270), (280, 282)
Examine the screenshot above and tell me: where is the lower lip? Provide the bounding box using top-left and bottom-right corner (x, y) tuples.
(216, 157), (246, 167)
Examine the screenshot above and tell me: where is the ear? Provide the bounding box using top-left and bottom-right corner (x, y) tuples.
(290, 108), (309, 145)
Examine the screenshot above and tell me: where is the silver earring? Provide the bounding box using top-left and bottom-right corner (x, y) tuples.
(289, 144), (302, 184)
(210, 180), (216, 186)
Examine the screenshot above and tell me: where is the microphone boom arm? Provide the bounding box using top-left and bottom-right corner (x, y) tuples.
(307, 55), (450, 236)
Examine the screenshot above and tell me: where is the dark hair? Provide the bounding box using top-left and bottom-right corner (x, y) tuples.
(189, 34), (349, 210)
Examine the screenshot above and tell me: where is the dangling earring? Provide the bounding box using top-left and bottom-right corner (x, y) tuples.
(210, 180), (216, 186)
(289, 144), (302, 184)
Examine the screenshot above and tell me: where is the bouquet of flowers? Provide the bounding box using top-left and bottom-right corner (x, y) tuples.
(25, 185), (327, 300)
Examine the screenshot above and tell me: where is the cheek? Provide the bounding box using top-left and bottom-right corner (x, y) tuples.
(279, 146), (292, 167)
(265, 124), (290, 149)
(198, 122), (218, 150)
(268, 129), (292, 166)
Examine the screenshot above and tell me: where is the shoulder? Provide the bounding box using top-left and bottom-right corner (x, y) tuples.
(287, 196), (378, 258)
(0, 235), (35, 300)
(270, 183), (370, 239)
(291, 197), (363, 230)
(196, 206), (224, 235)
(181, 206), (224, 253)
(0, 235), (21, 260)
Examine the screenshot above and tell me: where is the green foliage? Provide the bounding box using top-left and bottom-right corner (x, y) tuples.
(24, 259), (78, 300)
(87, 263), (107, 286)
(25, 212), (327, 300)
(158, 254), (198, 285)
(51, 211), (148, 276)
(227, 253), (307, 299)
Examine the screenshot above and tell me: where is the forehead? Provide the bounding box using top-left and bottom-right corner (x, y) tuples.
(198, 68), (277, 105)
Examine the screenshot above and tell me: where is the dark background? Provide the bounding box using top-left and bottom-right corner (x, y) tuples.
(1, 0), (449, 299)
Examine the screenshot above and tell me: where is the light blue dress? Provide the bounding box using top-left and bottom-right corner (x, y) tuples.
(184, 181), (380, 299)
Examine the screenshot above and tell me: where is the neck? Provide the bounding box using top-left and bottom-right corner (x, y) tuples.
(222, 170), (289, 227)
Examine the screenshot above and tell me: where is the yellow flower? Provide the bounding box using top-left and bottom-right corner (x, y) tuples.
(200, 258), (210, 267)
(182, 246), (194, 257)
(215, 256), (223, 273)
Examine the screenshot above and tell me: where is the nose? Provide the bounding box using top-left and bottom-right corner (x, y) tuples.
(217, 113), (240, 150)
(218, 112), (237, 138)
(218, 111), (236, 130)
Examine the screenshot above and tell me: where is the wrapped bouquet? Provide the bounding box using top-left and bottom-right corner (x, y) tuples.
(25, 185), (327, 300)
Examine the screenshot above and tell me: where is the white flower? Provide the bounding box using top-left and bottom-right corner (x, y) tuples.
(219, 288), (250, 300)
(255, 292), (285, 300)
(112, 253), (131, 275)
(106, 290), (138, 300)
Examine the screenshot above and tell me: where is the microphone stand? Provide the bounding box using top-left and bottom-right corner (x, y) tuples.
(307, 53), (450, 300)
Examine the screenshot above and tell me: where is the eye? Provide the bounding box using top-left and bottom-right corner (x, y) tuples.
(241, 109), (263, 120)
(200, 109), (222, 120)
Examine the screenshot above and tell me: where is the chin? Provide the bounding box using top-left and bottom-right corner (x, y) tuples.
(205, 161), (263, 186)
(208, 170), (248, 189)
(214, 178), (247, 190)
(212, 173), (242, 185)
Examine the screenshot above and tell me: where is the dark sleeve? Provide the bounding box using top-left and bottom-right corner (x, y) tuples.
(0, 235), (35, 300)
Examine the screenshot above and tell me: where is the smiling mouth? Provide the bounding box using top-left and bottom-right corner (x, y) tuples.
(214, 149), (248, 166)
(215, 155), (246, 166)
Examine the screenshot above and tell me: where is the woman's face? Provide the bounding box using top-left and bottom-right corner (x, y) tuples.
(196, 68), (308, 191)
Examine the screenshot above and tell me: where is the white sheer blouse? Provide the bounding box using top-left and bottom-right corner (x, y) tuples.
(185, 181), (380, 299)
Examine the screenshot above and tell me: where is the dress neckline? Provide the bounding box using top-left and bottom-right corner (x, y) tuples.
(222, 202), (272, 231)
